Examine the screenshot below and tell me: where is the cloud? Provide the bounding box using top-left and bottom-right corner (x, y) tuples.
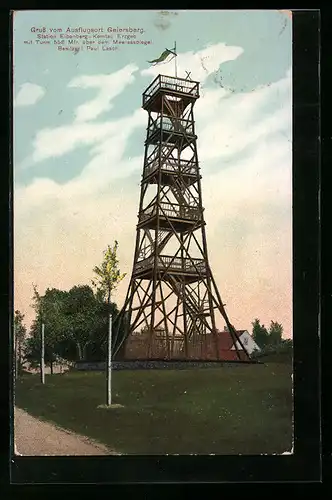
(196, 72), (291, 163)
(21, 45), (245, 169)
(19, 64), (141, 170)
(200, 134), (292, 335)
(26, 107), (145, 168)
(14, 83), (45, 107)
(141, 43), (244, 85)
(68, 63), (139, 122)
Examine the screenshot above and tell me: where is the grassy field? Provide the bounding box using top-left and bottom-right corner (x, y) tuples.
(15, 360), (293, 455)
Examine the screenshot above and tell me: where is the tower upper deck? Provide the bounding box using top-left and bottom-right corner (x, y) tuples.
(142, 74), (200, 113)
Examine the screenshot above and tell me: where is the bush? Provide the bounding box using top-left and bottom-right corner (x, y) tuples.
(251, 339), (293, 359)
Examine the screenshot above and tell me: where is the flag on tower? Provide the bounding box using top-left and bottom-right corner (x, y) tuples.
(147, 46), (177, 65)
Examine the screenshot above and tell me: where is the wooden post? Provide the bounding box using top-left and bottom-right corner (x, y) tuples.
(106, 313), (112, 405)
(40, 323), (45, 384)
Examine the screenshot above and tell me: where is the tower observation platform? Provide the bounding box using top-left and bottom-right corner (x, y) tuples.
(112, 74), (251, 362)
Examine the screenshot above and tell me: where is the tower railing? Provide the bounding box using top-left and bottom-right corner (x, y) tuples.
(145, 158), (197, 177)
(134, 255), (207, 275)
(143, 75), (199, 107)
(146, 143), (174, 164)
(140, 202), (202, 222)
(147, 117), (195, 138)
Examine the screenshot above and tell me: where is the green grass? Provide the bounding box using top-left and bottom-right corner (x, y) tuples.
(15, 363), (293, 455)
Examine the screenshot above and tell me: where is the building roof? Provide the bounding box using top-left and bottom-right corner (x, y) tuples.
(236, 330), (248, 335)
(216, 330), (234, 350)
(217, 329), (251, 349)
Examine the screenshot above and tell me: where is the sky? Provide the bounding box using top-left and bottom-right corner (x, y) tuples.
(13, 9), (292, 337)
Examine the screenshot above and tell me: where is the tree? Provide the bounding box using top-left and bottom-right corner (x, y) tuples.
(92, 241), (127, 355)
(268, 321), (283, 346)
(25, 319), (57, 372)
(282, 338), (293, 348)
(24, 330), (40, 370)
(63, 285), (107, 361)
(28, 285), (70, 374)
(92, 241), (126, 406)
(30, 285), (68, 374)
(251, 318), (269, 348)
(92, 241), (126, 311)
(14, 310), (27, 377)
(42, 287), (69, 367)
(84, 297), (119, 361)
(25, 284), (121, 367)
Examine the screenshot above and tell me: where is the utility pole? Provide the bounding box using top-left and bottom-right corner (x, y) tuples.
(92, 241), (126, 407)
(40, 323), (45, 384)
(106, 313), (112, 405)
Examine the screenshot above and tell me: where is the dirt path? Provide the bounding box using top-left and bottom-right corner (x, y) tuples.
(14, 407), (117, 456)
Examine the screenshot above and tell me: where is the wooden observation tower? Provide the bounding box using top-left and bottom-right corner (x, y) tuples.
(113, 74), (250, 362)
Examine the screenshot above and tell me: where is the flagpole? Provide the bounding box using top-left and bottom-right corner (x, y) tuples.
(174, 41), (177, 78)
